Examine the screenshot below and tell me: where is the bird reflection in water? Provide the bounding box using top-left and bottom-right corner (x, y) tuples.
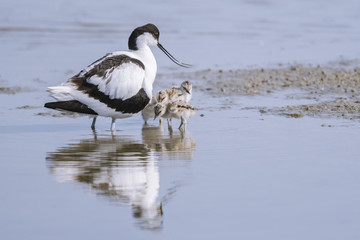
(46, 124), (195, 231)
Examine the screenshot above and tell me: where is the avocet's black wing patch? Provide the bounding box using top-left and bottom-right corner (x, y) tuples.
(70, 76), (150, 114)
(44, 100), (98, 115)
(84, 55), (145, 78)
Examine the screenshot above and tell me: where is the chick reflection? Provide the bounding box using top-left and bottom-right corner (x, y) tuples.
(142, 124), (195, 160)
(46, 125), (195, 231)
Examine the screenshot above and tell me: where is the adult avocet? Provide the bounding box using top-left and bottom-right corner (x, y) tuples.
(45, 23), (191, 131)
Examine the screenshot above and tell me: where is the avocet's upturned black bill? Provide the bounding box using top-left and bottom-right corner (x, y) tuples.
(157, 43), (192, 68)
(44, 23), (192, 130)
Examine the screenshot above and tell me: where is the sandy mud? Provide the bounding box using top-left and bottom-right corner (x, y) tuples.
(259, 98), (360, 121)
(158, 60), (360, 120)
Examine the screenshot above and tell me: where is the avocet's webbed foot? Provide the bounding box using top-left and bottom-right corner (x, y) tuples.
(179, 122), (186, 131)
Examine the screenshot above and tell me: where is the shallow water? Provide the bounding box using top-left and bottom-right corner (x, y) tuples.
(2, 94), (360, 239)
(1, 0), (360, 239)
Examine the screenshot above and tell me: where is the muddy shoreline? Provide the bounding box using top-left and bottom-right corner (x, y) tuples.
(158, 60), (360, 121)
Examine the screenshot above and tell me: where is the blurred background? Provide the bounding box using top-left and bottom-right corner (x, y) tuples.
(1, 0), (359, 80)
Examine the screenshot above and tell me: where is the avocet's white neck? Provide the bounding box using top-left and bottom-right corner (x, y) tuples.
(133, 45), (157, 99)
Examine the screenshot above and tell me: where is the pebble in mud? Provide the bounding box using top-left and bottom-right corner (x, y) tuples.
(321, 124), (335, 127)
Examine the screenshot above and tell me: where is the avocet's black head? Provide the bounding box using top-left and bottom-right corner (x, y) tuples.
(128, 24), (160, 50)
(128, 23), (192, 68)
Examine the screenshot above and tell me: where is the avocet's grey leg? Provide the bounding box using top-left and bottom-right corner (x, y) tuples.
(167, 118), (172, 128)
(91, 116), (97, 130)
(167, 118), (173, 132)
(111, 118), (116, 131)
(179, 116), (186, 131)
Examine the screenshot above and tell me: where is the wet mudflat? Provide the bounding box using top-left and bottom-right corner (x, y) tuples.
(2, 67), (360, 239)
(1, 0), (360, 239)
(161, 62), (360, 121)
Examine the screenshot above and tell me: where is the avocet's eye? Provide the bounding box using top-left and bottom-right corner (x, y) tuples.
(153, 33), (159, 39)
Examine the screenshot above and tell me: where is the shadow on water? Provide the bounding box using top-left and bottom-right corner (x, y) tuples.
(46, 123), (195, 231)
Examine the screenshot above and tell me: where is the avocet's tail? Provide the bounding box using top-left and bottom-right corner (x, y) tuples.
(47, 86), (74, 101)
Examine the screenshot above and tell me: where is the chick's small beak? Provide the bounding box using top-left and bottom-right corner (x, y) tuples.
(154, 111), (159, 120)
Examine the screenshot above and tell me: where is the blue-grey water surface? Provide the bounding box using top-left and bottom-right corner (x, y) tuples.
(1, 0), (360, 239)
